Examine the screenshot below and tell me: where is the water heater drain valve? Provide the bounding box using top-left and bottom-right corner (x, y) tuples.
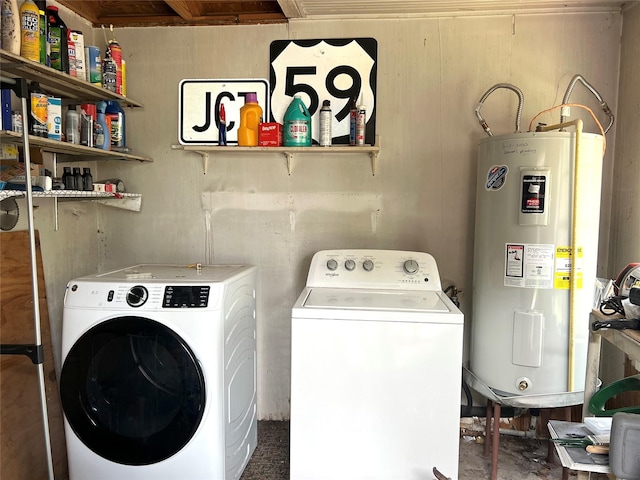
(516, 377), (531, 391)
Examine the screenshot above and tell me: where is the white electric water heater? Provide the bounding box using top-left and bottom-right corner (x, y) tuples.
(470, 131), (604, 397)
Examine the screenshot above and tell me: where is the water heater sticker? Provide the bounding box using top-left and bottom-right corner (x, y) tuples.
(521, 175), (547, 214)
(554, 247), (583, 289)
(504, 243), (554, 288)
(506, 244), (524, 278)
(485, 165), (508, 190)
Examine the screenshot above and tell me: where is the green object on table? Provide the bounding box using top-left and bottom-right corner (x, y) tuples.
(588, 374), (640, 416)
(550, 437), (594, 448)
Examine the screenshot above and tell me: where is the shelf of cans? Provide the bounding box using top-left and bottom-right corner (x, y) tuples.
(0, 49), (141, 108)
(0, 130), (152, 163)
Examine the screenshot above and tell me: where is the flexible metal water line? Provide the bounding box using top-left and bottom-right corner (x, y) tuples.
(474, 83), (525, 137)
(536, 119), (584, 393)
(561, 74), (615, 133)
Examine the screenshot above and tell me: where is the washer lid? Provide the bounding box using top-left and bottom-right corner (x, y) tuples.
(303, 288), (450, 312)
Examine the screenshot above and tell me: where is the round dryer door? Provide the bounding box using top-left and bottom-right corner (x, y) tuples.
(60, 316), (206, 465)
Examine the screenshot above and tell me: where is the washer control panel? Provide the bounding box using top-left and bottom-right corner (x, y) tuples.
(307, 249), (442, 291)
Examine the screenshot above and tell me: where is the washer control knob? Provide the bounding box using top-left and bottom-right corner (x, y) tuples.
(345, 259), (356, 271)
(126, 285), (149, 307)
(403, 259), (419, 274)
(327, 259), (338, 271)
(362, 259), (374, 272)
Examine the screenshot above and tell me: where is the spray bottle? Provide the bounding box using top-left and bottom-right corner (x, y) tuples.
(319, 100), (332, 146)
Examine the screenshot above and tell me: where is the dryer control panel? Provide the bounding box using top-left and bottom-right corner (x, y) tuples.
(163, 286), (210, 308)
(306, 249), (442, 291)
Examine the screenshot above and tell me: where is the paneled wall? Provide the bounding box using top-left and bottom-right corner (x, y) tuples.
(8, 4), (635, 420)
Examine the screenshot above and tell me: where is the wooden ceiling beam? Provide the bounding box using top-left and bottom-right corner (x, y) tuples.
(164, 0), (204, 20)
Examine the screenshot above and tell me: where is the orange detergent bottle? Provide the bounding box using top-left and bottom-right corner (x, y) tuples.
(237, 93), (262, 146)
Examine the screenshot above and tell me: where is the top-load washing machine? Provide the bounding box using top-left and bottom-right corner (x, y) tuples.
(59, 264), (257, 480)
(290, 250), (464, 480)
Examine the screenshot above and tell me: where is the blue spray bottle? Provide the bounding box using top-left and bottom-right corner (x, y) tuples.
(95, 101), (111, 150)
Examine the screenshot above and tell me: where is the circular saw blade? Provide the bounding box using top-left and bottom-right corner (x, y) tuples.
(0, 197), (20, 231)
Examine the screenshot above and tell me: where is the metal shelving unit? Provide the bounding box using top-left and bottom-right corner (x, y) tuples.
(1, 130), (152, 163)
(0, 190), (142, 211)
(0, 49), (142, 107)
(0, 48), (149, 480)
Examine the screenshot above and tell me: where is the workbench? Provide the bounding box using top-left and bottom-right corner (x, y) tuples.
(575, 310), (640, 480)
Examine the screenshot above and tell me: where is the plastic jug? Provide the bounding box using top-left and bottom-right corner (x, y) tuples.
(237, 93), (262, 146)
(19, 0), (40, 62)
(283, 95), (311, 147)
(95, 101), (110, 150)
(46, 5), (68, 73)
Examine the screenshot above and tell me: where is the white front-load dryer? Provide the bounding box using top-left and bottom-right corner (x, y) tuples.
(60, 264), (257, 480)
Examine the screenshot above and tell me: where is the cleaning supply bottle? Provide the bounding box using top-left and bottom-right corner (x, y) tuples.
(283, 95), (311, 147)
(94, 100), (110, 150)
(1, 0), (20, 55)
(82, 167), (92, 191)
(28, 81), (47, 137)
(46, 5), (68, 73)
(105, 100), (125, 150)
(237, 92), (262, 146)
(38, 8), (46, 65)
(65, 104), (80, 144)
(19, 0), (39, 62)
(61, 166), (73, 189)
(72, 167), (82, 190)
(319, 100), (332, 146)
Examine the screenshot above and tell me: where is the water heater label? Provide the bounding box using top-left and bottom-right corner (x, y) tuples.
(485, 165), (508, 190)
(521, 175), (547, 214)
(504, 243), (554, 288)
(554, 247), (583, 289)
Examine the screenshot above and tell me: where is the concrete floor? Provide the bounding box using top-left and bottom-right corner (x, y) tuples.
(240, 421), (612, 480)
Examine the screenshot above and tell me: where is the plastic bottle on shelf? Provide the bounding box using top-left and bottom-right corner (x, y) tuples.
(80, 104), (94, 147)
(105, 100), (126, 149)
(46, 5), (68, 73)
(72, 167), (82, 190)
(66, 28), (76, 77)
(38, 8), (46, 65)
(19, 0), (39, 62)
(82, 167), (92, 191)
(65, 104), (80, 144)
(94, 100), (110, 150)
(1, 0), (20, 55)
(237, 93), (262, 147)
(28, 81), (47, 137)
(61, 166), (74, 190)
(283, 95), (311, 147)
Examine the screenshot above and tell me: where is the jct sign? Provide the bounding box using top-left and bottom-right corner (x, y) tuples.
(178, 79), (270, 145)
